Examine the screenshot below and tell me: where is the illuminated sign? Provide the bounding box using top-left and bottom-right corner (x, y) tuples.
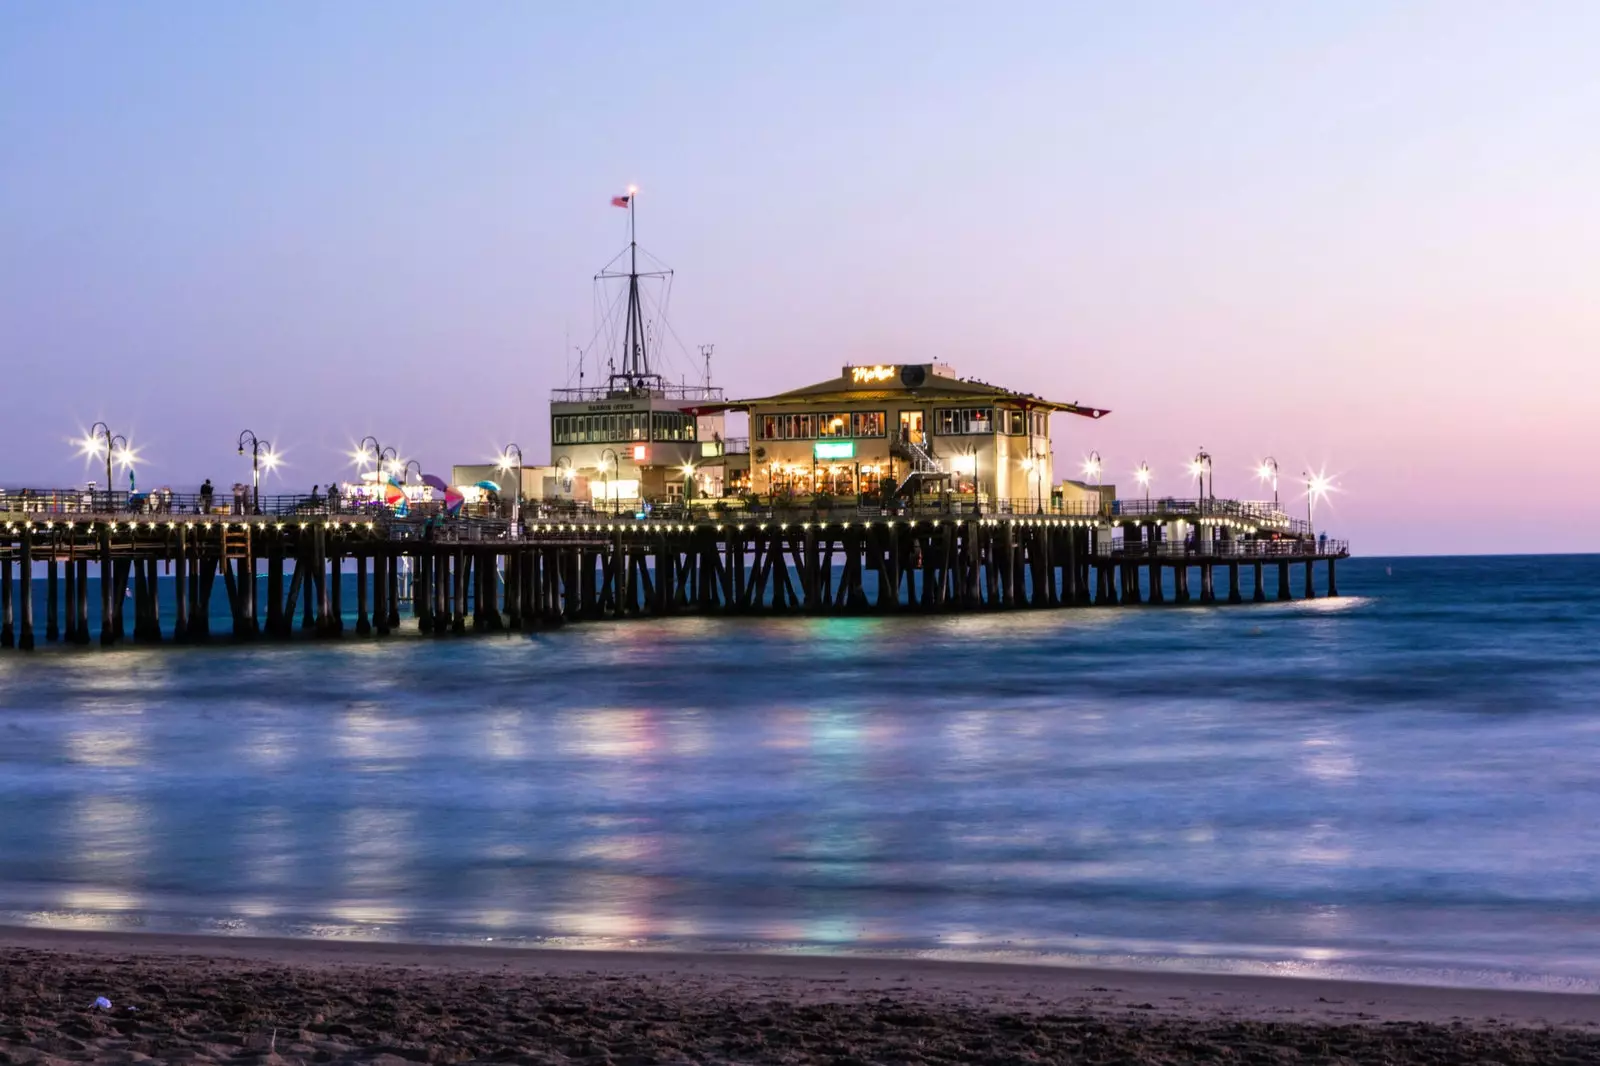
(850, 365), (896, 384)
(632, 444), (648, 461)
(814, 440), (856, 460)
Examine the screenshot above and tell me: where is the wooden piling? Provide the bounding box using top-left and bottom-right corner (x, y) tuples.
(46, 555), (59, 642)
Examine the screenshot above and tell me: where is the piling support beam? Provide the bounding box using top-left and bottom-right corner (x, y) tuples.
(98, 526), (114, 646)
(0, 552), (12, 650)
(46, 555), (59, 642)
(1252, 561), (1266, 603)
(1227, 562), (1243, 604)
(75, 558), (90, 645)
(1277, 560), (1292, 601)
(453, 550), (468, 634)
(1303, 558), (1315, 599)
(16, 526), (32, 650)
(387, 553), (401, 629)
(64, 552), (77, 643)
(1327, 558), (1339, 597)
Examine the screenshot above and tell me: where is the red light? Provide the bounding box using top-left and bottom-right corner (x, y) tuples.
(632, 444), (647, 461)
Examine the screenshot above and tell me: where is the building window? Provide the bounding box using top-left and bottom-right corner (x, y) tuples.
(818, 413), (851, 439)
(1006, 410), (1026, 435)
(652, 412), (695, 442)
(852, 411), (886, 437)
(1032, 411), (1047, 437)
(934, 407), (995, 435)
(782, 413), (815, 439)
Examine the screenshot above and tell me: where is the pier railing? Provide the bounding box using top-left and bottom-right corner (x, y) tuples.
(2, 488), (1319, 540)
(1098, 538), (1348, 559)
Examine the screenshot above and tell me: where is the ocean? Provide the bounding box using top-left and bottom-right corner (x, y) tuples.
(3, 554), (1599, 990)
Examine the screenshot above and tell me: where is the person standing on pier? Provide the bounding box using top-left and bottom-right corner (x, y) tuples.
(328, 482), (341, 513)
(200, 479), (214, 515)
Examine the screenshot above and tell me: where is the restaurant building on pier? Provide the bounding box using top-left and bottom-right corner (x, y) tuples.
(714, 363), (1109, 507)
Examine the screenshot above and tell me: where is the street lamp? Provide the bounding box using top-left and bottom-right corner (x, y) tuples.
(496, 443), (524, 525)
(402, 459), (423, 484)
(1020, 451), (1049, 513)
(352, 436), (384, 499)
(680, 461), (696, 506)
(1257, 456), (1280, 509)
(1189, 448), (1213, 513)
(599, 447), (619, 515)
(81, 422), (132, 510)
(1303, 470), (1333, 535)
(556, 456), (573, 499)
(1082, 450), (1103, 487)
(236, 429), (276, 514)
(1134, 461), (1151, 504)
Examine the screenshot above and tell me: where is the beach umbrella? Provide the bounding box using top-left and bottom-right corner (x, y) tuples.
(445, 487), (465, 516)
(421, 473), (448, 492)
(383, 478), (409, 517)
(475, 480), (500, 491)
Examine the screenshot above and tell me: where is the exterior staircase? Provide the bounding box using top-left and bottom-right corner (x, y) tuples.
(889, 437), (948, 498)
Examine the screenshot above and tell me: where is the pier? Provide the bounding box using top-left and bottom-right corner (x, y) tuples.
(0, 491), (1347, 652)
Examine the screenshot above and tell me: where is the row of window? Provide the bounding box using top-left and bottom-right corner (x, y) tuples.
(759, 412), (887, 441)
(755, 408), (1049, 440)
(551, 411), (697, 445)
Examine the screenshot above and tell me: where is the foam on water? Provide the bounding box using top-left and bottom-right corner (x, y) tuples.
(3, 555), (1600, 990)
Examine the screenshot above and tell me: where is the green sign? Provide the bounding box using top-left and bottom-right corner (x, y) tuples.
(814, 440), (856, 460)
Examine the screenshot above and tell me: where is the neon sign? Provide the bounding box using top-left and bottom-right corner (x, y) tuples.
(814, 441), (856, 460)
(850, 365), (896, 384)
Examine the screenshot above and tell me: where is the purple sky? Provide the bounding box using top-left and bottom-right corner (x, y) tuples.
(4, 3), (1598, 555)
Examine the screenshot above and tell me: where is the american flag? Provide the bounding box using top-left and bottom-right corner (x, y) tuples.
(611, 195), (631, 208)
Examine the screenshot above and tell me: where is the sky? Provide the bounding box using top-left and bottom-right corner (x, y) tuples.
(3, 2), (1598, 555)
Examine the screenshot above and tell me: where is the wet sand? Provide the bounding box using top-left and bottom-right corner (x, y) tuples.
(4, 928), (1600, 1064)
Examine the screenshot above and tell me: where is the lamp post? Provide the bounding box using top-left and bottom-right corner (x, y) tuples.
(236, 430), (275, 514)
(496, 443), (524, 525)
(600, 447), (618, 516)
(378, 447), (399, 485)
(353, 436), (384, 500)
(1135, 461), (1151, 505)
(1302, 470), (1331, 536)
(402, 459), (422, 484)
(680, 461), (696, 509)
(556, 456), (573, 501)
(1190, 448), (1213, 514)
(1083, 450), (1103, 487)
(1257, 456), (1280, 509)
(83, 422), (130, 511)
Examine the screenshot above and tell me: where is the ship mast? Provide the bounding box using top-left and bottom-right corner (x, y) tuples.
(596, 185), (672, 395)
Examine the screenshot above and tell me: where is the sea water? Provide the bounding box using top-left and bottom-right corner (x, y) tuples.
(3, 555), (1600, 990)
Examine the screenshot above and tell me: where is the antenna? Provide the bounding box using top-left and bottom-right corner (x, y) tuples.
(699, 343), (715, 389)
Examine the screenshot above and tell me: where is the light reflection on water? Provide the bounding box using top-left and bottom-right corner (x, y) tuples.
(4, 557), (1600, 990)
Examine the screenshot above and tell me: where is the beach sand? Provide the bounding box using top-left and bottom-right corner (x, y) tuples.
(4, 929), (1600, 1064)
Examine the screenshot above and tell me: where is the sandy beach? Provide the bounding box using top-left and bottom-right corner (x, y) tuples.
(2, 929), (1599, 1064)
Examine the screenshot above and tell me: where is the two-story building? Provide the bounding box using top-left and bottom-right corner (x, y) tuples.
(721, 363), (1108, 507)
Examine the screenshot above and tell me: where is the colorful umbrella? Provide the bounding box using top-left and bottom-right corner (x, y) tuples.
(383, 478), (409, 517)
(475, 480), (500, 491)
(421, 474), (448, 492)
(445, 487), (464, 516)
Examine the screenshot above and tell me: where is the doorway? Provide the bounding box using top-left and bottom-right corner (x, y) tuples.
(898, 410), (925, 445)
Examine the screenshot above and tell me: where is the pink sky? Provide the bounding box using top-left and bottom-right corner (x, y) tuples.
(3, 3), (1598, 554)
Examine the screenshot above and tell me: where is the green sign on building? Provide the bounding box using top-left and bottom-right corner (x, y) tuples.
(813, 440), (856, 460)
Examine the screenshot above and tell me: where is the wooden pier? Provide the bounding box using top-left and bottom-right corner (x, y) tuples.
(0, 495), (1347, 651)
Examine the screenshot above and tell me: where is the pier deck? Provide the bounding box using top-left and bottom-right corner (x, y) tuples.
(0, 492), (1348, 651)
